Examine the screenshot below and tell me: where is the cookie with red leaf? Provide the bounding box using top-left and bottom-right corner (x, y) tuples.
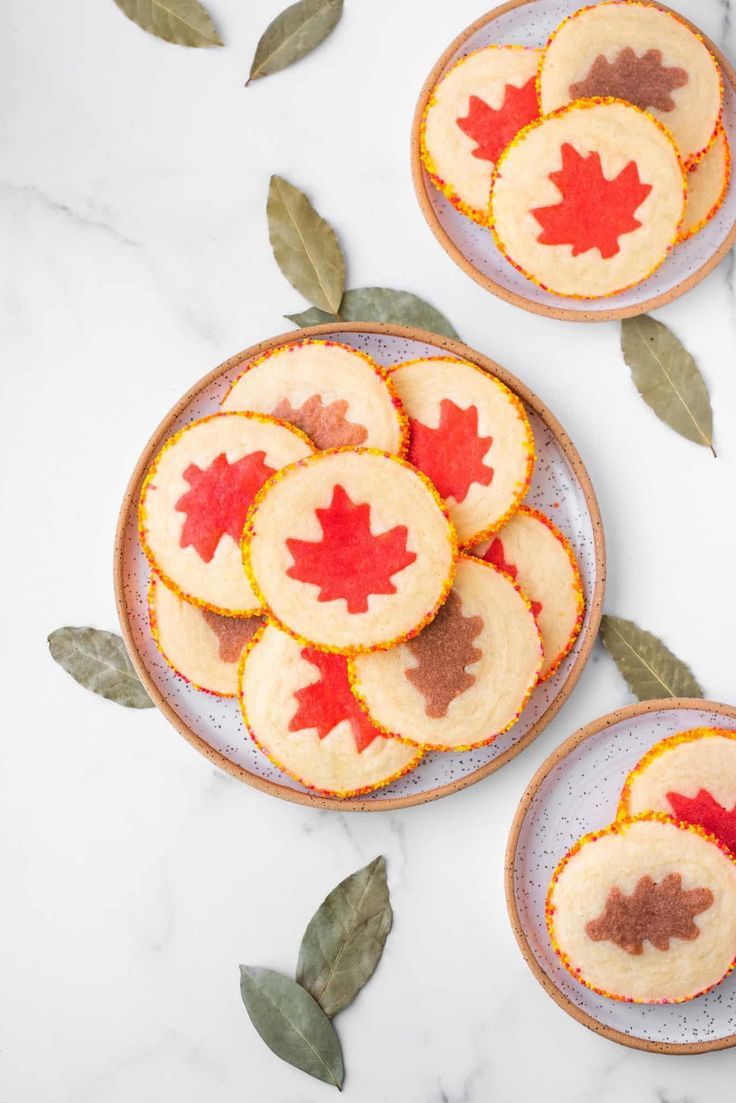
(148, 574), (262, 696)
(221, 340), (407, 454)
(618, 729), (736, 854)
(421, 45), (542, 223)
(244, 448), (456, 652)
(389, 357), (534, 544)
(139, 412), (313, 615)
(547, 814), (736, 1003)
(491, 99), (685, 297)
(679, 127), (731, 242)
(539, 2), (722, 165)
(238, 624), (423, 797)
(471, 506), (584, 680)
(350, 555), (542, 751)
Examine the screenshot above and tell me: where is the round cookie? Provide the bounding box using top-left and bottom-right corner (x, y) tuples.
(547, 814), (736, 1003)
(238, 624), (423, 797)
(244, 448), (457, 653)
(490, 98), (685, 298)
(538, 2), (722, 165)
(472, 507), (584, 680)
(221, 340), (408, 454)
(349, 555), (542, 751)
(421, 45), (542, 222)
(390, 357), (534, 544)
(679, 127), (731, 241)
(619, 729), (736, 853)
(149, 574), (262, 696)
(139, 412), (313, 615)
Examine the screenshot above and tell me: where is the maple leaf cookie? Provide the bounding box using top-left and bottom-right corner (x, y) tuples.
(389, 357), (534, 544)
(350, 555), (542, 751)
(679, 127), (731, 242)
(238, 624), (423, 797)
(618, 728), (736, 853)
(221, 340), (408, 453)
(148, 575), (262, 696)
(539, 2), (722, 165)
(139, 412), (313, 615)
(490, 99), (685, 298)
(421, 45), (542, 223)
(471, 507), (584, 680)
(547, 814), (736, 1002)
(244, 449), (457, 653)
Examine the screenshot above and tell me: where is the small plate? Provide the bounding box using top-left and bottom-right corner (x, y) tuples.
(506, 698), (736, 1052)
(114, 323), (605, 811)
(411, 0), (736, 322)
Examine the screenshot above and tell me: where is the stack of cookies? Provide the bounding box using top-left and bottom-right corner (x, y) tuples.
(139, 339), (584, 797)
(421, 1), (730, 298)
(547, 728), (736, 1003)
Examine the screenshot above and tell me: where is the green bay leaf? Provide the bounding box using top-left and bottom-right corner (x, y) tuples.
(48, 627), (153, 709)
(268, 176), (345, 314)
(286, 286), (459, 339)
(112, 0), (223, 47)
(247, 0), (343, 84)
(599, 615), (703, 701)
(296, 855), (392, 1018)
(239, 966), (344, 1088)
(621, 315), (715, 454)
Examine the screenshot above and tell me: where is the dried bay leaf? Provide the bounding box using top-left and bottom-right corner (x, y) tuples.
(239, 966), (344, 1088)
(600, 615), (703, 701)
(112, 0), (223, 47)
(268, 176), (345, 314)
(48, 627), (153, 708)
(247, 0), (343, 84)
(297, 855), (392, 1018)
(621, 315), (715, 455)
(286, 286), (459, 339)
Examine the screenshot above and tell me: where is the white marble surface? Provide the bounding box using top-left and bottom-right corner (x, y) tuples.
(2, 0), (736, 1099)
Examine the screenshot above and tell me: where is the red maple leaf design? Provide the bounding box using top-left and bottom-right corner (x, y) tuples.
(286, 485), (417, 614)
(409, 400), (493, 504)
(289, 649), (380, 753)
(482, 537), (542, 618)
(531, 143), (652, 259)
(667, 788), (736, 854)
(456, 78), (539, 163)
(175, 451), (275, 563)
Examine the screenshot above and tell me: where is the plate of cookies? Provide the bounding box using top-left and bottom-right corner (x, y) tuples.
(507, 698), (736, 1052)
(412, 0), (736, 320)
(115, 324), (604, 810)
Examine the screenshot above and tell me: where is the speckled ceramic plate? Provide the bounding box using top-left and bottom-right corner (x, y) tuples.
(114, 324), (605, 811)
(506, 698), (736, 1052)
(412, 0), (736, 322)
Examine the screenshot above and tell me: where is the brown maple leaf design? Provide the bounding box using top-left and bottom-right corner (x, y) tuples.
(200, 610), (261, 663)
(271, 395), (368, 449)
(404, 591), (483, 718)
(585, 873), (713, 955)
(569, 47), (688, 113)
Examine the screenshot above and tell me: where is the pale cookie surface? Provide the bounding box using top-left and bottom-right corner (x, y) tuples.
(139, 413), (313, 614)
(422, 46), (541, 221)
(245, 449), (456, 652)
(390, 357), (534, 543)
(350, 555), (542, 750)
(619, 729), (736, 853)
(238, 624), (423, 797)
(491, 99), (685, 298)
(680, 128), (730, 240)
(539, 2), (722, 164)
(221, 340), (407, 453)
(149, 574), (262, 696)
(472, 507), (583, 679)
(547, 816), (736, 1003)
